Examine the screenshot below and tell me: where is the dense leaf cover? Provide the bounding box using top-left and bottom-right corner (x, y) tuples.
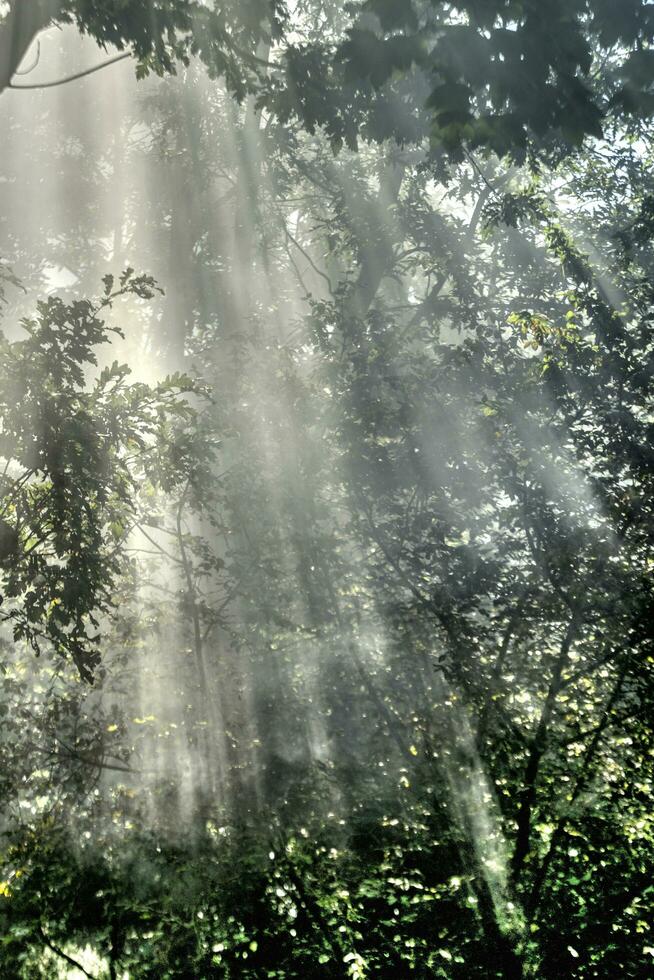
(3, 1), (654, 156)
(0, 271), (205, 680)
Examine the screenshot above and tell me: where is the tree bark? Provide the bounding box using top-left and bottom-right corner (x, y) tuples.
(343, 159), (405, 320)
(0, 0), (59, 94)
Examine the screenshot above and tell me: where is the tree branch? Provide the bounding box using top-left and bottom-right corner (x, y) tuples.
(0, 0), (60, 95)
(14, 38), (40, 75)
(526, 665), (628, 917)
(38, 924), (96, 979)
(511, 611), (580, 882)
(283, 222), (334, 295)
(9, 50), (131, 90)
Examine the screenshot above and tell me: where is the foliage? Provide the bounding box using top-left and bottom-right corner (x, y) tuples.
(0, 3), (654, 979)
(4, 1), (654, 158)
(0, 270), (203, 679)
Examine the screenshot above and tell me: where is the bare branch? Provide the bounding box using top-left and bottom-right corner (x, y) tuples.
(9, 50), (131, 90)
(14, 38), (40, 75)
(38, 924), (97, 979)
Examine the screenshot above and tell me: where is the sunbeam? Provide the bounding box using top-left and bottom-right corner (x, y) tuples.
(1, 3), (654, 978)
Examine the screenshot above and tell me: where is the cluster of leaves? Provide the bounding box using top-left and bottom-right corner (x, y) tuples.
(0, 0), (287, 98)
(0, 270), (204, 680)
(261, 0), (654, 160)
(5, 1), (654, 160)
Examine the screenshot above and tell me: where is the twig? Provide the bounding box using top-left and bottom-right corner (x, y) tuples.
(38, 924), (96, 979)
(283, 223), (334, 294)
(15, 40), (41, 76)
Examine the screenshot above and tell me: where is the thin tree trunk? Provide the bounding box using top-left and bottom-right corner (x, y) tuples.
(511, 613), (579, 881)
(344, 159), (405, 320)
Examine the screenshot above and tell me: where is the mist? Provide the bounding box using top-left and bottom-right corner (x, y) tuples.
(1, 3), (653, 978)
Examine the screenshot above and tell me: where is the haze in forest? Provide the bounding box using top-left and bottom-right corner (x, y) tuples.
(0, 2), (653, 978)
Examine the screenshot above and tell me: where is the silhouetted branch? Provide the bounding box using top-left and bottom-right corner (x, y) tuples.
(511, 611), (580, 881)
(14, 39), (40, 75)
(9, 51), (130, 89)
(38, 924), (96, 979)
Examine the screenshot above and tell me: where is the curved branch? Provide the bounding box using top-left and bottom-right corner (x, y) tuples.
(15, 39), (40, 75)
(9, 50), (131, 90)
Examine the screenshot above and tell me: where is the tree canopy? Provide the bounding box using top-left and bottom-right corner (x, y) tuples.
(3, 0), (654, 156)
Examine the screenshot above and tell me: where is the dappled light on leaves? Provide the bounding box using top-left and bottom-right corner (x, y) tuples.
(0, 2), (653, 978)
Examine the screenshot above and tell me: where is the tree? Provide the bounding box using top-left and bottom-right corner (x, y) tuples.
(0, 268), (206, 679)
(0, 0), (282, 96)
(4, 1), (654, 161)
